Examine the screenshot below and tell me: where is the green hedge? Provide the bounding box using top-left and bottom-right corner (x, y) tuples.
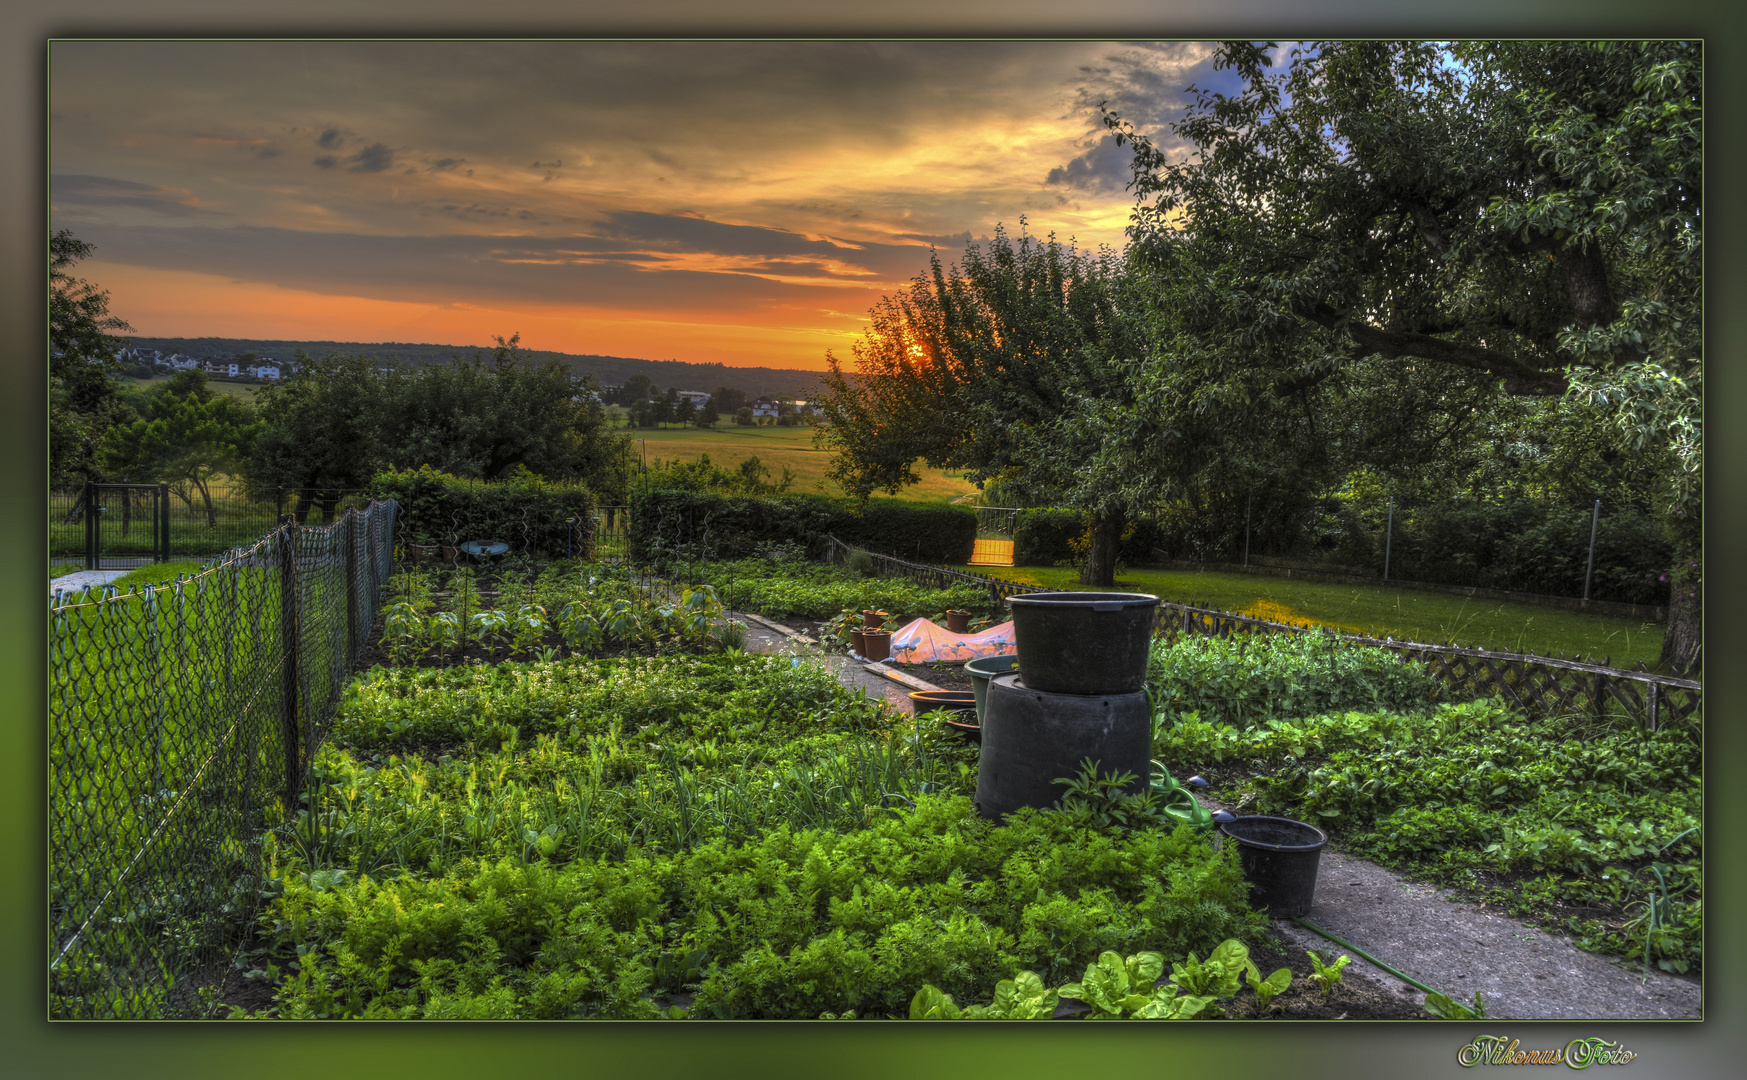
(630, 490), (975, 565)
(1014, 508), (1082, 566)
(370, 465), (595, 559)
(1012, 510), (1172, 568)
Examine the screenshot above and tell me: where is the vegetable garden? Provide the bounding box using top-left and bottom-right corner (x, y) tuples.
(217, 550), (1700, 1019)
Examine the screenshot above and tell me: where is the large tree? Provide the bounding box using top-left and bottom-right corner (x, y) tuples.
(49, 230), (138, 489)
(100, 376), (261, 526)
(1105, 40), (1701, 671)
(817, 227), (1154, 585)
(250, 334), (629, 515)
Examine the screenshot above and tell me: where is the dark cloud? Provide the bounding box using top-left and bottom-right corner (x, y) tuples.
(50, 174), (222, 218)
(255, 144), (280, 159)
(346, 143), (395, 173)
(594, 211), (935, 279)
(314, 155), (337, 169)
(430, 158), (464, 171)
(1045, 134), (1134, 193)
(67, 222), (926, 315)
(317, 128), (344, 149)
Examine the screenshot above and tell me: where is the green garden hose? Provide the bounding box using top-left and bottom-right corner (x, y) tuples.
(1291, 916), (1453, 1000)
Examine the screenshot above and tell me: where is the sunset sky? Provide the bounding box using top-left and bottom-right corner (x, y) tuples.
(50, 40), (1239, 370)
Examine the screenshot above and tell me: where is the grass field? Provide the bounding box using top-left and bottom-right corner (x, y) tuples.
(620, 421), (979, 504)
(960, 563), (1666, 671)
(118, 374), (262, 402)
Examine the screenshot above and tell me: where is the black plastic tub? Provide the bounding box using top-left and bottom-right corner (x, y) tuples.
(1005, 592), (1159, 694)
(973, 673), (1152, 820)
(1217, 815), (1329, 918)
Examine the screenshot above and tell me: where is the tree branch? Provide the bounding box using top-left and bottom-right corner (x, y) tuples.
(1304, 306), (1566, 394)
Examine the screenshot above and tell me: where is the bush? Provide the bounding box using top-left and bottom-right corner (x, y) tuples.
(1385, 501), (1671, 605)
(1013, 508), (1082, 566)
(839, 502), (976, 564)
(371, 465), (595, 559)
(1147, 632), (1441, 729)
(630, 490), (976, 566)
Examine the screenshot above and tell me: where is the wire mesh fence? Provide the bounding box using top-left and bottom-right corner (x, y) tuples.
(50, 482), (371, 567)
(47, 499), (396, 1019)
(828, 536), (1701, 732)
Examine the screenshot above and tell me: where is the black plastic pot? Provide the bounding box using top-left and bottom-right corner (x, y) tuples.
(908, 690), (977, 718)
(1217, 815), (1329, 918)
(1005, 592), (1159, 694)
(974, 673), (1151, 820)
(964, 653), (1019, 724)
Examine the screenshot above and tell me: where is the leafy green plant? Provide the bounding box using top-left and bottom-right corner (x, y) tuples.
(1306, 951), (1350, 998)
(1244, 960), (1292, 1011)
(1052, 759), (1171, 832)
(1424, 990), (1488, 1019)
(1170, 938), (1250, 999)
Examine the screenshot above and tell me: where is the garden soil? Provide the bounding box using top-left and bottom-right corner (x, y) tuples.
(737, 610), (1702, 1022)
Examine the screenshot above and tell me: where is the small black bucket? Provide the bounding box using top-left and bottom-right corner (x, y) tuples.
(1218, 815), (1329, 918)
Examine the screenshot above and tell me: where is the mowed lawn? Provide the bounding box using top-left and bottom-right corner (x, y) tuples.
(119, 374), (262, 401)
(960, 563), (1666, 671)
(621, 421), (979, 503)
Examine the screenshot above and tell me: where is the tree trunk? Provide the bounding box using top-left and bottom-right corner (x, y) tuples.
(294, 490), (314, 524)
(1078, 510), (1125, 587)
(1658, 572), (1701, 676)
(197, 478), (217, 528)
(318, 495), (339, 523)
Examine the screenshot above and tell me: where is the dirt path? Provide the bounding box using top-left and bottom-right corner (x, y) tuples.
(733, 609), (1701, 1021)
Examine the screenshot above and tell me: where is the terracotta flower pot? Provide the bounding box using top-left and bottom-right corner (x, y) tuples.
(945, 609), (972, 634)
(861, 629), (892, 661)
(862, 609), (888, 629)
(851, 628), (867, 655)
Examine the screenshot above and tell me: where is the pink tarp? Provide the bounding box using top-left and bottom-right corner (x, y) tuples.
(886, 617), (1017, 664)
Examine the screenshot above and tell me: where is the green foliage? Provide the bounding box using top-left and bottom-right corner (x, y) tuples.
(1155, 697), (1702, 973)
(1244, 960), (1293, 1011)
(1424, 990), (1488, 1019)
(372, 465), (596, 559)
(628, 490), (976, 566)
(681, 557), (992, 621)
(1169, 938), (1250, 999)
(1014, 508), (1083, 567)
(1146, 632), (1441, 730)
(1305, 951), (1350, 998)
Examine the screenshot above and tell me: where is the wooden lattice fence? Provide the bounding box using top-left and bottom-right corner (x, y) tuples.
(828, 536), (1702, 731)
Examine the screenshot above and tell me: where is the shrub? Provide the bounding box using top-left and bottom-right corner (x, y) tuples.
(371, 465), (595, 559)
(1147, 632), (1441, 729)
(1013, 508), (1082, 566)
(630, 490), (976, 566)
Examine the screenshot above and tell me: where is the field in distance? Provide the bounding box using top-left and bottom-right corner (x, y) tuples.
(620, 419), (978, 504)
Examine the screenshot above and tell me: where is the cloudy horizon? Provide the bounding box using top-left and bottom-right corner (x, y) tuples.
(50, 40), (1236, 369)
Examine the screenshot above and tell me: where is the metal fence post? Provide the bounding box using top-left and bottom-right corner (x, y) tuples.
(158, 482), (171, 563)
(1583, 499), (1601, 602)
(85, 480), (97, 571)
(1383, 496), (1395, 583)
(278, 520), (302, 812)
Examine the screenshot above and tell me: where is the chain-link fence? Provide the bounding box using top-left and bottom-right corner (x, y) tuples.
(47, 499), (396, 1019)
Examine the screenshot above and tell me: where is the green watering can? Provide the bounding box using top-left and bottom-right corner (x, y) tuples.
(1149, 760), (1214, 832)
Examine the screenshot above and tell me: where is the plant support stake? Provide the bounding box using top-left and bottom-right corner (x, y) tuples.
(1383, 496), (1394, 583)
(1583, 499), (1601, 602)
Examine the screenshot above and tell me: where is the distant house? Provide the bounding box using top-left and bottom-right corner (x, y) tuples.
(202, 358), (241, 377)
(751, 397), (779, 418)
(676, 390), (711, 406)
(247, 362), (281, 380)
(167, 354), (198, 371)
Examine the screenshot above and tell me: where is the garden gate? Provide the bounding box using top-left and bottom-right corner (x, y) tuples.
(83, 481), (170, 570)
(970, 506), (1019, 567)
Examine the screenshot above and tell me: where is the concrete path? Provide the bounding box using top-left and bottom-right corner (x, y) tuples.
(1195, 795), (1703, 1021)
(49, 569), (132, 598)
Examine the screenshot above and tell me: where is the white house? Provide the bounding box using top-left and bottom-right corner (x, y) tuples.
(751, 397), (779, 418)
(247, 362), (281, 380)
(676, 390), (711, 406)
